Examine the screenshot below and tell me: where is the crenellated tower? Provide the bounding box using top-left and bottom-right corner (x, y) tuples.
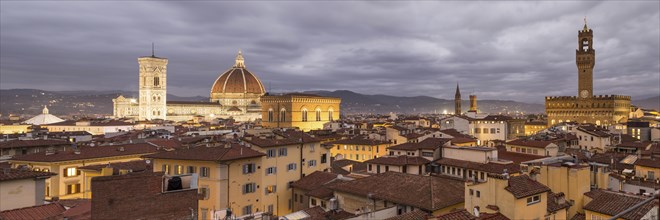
(576, 18), (595, 99)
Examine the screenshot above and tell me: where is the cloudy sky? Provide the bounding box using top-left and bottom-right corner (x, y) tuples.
(1, 1), (658, 103)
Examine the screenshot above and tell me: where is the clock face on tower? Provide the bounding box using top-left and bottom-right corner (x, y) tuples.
(581, 90), (589, 98)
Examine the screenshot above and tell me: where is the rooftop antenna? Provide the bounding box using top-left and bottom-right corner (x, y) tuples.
(151, 42), (155, 57)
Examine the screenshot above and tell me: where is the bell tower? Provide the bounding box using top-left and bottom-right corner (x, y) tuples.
(576, 17), (595, 99)
(138, 46), (168, 121)
(454, 83), (461, 115)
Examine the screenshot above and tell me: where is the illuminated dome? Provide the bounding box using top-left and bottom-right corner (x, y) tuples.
(210, 51), (265, 95)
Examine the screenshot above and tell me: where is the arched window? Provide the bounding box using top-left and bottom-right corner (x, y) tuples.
(316, 108), (321, 121)
(268, 108), (274, 122)
(328, 108), (334, 121)
(154, 77), (160, 86)
(280, 109), (286, 122)
(302, 108), (308, 122)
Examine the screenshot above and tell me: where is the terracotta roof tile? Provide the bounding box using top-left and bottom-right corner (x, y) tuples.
(0, 168), (56, 181)
(436, 209), (476, 220)
(365, 155), (430, 166)
(329, 172), (464, 211)
(504, 175), (550, 199)
(144, 144), (264, 162)
(583, 190), (655, 220)
(300, 206), (355, 220)
(10, 143), (158, 162)
(0, 139), (69, 149)
(0, 203), (66, 220)
(290, 171), (338, 191)
(634, 158), (660, 168)
(328, 137), (390, 146)
(331, 159), (367, 175)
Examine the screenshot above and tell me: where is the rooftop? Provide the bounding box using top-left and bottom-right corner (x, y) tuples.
(0, 168), (56, 182)
(144, 144), (265, 162)
(10, 143), (158, 162)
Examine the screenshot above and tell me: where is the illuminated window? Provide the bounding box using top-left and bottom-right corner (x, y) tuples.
(199, 187), (209, 200)
(66, 183), (81, 194)
(266, 185), (277, 195)
(268, 109), (274, 122)
(174, 165), (184, 175)
(280, 109), (286, 122)
(64, 167), (79, 177)
(200, 167), (210, 177)
(162, 164), (170, 175)
(302, 108), (308, 122)
(316, 109), (321, 121)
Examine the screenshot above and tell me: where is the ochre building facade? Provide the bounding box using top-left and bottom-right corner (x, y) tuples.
(545, 21), (630, 127)
(261, 94), (341, 131)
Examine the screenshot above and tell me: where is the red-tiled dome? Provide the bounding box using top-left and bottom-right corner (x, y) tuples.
(210, 51), (265, 95)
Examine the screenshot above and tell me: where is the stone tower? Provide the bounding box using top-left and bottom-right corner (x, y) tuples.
(138, 53), (168, 121)
(576, 18), (595, 99)
(454, 83), (461, 115)
(469, 95), (477, 113)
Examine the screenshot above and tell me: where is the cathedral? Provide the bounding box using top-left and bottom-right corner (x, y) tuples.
(545, 20), (631, 127)
(113, 51), (265, 122)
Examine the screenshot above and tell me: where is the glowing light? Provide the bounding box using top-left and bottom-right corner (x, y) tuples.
(443, 110), (447, 114)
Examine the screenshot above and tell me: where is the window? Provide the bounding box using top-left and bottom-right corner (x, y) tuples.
(64, 167), (79, 177)
(483, 128), (489, 134)
(476, 191), (480, 198)
(279, 148), (288, 157)
(496, 128), (501, 133)
(162, 164), (170, 175)
(268, 205), (274, 213)
(490, 128), (496, 134)
(199, 187), (210, 200)
(321, 201), (327, 208)
(287, 163), (297, 171)
(243, 183), (257, 194)
(344, 145), (347, 150)
(311, 198), (317, 206)
(154, 77), (160, 86)
(368, 164), (373, 171)
(385, 166), (389, 172)
(321, 153), (327, 163)
(302, 108), (308, 122)
(469, 189), (474, 195)
(266, 167), (277, 175)
(243, 164), (256, 174)
(174, 165), (183, 175)
(267, 149), (277, 158)
(268, 109), (274, 122)
(422, 152), (433, 157)
(315, 109), (321, 121)
(527, 195), (541, 205)
(243, 205), (253, 215)
(648, 171), (655, 180)
(66, 183), (81, 194)
(294, 193), (298, 202)
(475, 128), (481, 134)
(308, 160), (317, 167)
(265, 185), (277, 195)
(201, 208), (208, 220)
(310, 143), (316, 152)
(328, 109), (334, 121)
(187, 166), (196, 174)
(200, 167), (210, 177)
(280, 109), (286, 122)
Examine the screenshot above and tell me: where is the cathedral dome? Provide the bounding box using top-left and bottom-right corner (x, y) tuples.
(210, 51), (266, 95)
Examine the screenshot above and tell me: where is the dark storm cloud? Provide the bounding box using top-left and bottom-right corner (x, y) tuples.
(1, 1), (658, 103)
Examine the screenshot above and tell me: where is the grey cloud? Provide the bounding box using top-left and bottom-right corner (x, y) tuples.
(1, 1), (658, 104)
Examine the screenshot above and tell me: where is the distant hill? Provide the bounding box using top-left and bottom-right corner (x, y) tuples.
(0, 89), (206, 117)
(633, 96), (660, 110)
(0, 89), (545, 117)
(302, 90), (544, 114)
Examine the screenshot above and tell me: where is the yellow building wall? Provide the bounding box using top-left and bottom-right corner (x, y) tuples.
(585, 210), (613, 220)
(261, 96), (340, 132)
(536, 165), (590, 217)
(465, 177), (549, 220)
(524, 124), (547, 136)
(330, 143), (390, 162)
(11, 155), (146, 200)
(0, 124), (31, 134)
(635, 165), (660, 179)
